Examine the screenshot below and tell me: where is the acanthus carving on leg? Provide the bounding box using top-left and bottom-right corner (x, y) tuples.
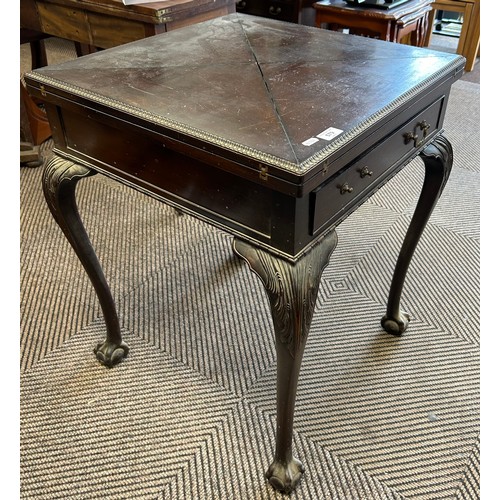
(382, 134), (453, 335)
(42, 155), (128, 367)
(233, 230), (337, 493)
(248, 245), (329, 359)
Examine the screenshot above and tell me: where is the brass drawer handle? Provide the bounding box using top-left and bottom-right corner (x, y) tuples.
(339, 182), (354, 195)
(269, 5), (282, 15)
(403, 119), (431, 148)
(417, 120), (431, 144)
(419, 120), (430, 135)
(360, 166), (373, 178)
(403, 131), (419, 145)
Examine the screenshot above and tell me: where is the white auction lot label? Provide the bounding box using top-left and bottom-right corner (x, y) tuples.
(302, 127), (343, 146)
(317, 127), (343, 141)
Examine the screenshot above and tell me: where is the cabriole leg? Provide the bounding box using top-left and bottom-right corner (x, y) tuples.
(382, 135), (453, 335)
(42, 155), (128, 367)
(233, 230), (337, 493)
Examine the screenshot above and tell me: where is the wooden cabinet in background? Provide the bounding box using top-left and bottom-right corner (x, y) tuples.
(235, 0), (316, 25)
(20, 0), (237, 49)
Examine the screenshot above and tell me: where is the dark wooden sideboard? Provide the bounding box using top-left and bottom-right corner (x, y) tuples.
(235, 0), (316, 25)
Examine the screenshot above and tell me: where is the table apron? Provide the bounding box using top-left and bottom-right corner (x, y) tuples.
(39, 85), (448, 261)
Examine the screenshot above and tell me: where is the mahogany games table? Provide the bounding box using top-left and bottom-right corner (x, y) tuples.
(25, 14), (465, 493)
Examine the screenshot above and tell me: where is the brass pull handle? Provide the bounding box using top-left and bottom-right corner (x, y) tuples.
(404, 119), (431, 147)
(339, 182), (354, 195)
(403, 131), (419, 145)
(269, 5), (282, 15)
(360, 166), (373, 178)
(418, 120), (430, 140)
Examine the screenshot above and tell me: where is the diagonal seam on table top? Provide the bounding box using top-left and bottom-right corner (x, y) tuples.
(25, 14), (465, 175)
(25, 58), (464, 176)
(237, 16), (300, 167)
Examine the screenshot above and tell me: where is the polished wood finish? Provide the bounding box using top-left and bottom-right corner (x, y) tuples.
(314, 0), (432, 45)
(20, 0), (236, 49)
(382, 134), (453, 335)
(42, 156), (130, 366)
(25, 14), (464, 493)
(423, 0), (480, 72)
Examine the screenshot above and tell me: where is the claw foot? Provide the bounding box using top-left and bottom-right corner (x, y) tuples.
(381, 312), (410, 336)
(94, 340), (129, 367)
(266, 457), (304, 494)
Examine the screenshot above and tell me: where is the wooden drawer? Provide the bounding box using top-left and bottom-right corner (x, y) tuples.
(311, 96), (445, 235)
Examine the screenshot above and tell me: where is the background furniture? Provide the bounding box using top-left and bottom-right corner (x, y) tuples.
(314, 0), (433, 45)
(235, 0), (315, 25)
(20, 28), (50, 68)
(20, 0), (236, 50)
(20, 29), (52, 165)
(25, 14), (464, 494)
(20, 0), (235, 165)
(20, 81), (51, 147)
(423, 0), (479, 71)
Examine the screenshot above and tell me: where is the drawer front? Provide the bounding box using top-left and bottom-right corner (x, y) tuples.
(311, 96), (445, 235)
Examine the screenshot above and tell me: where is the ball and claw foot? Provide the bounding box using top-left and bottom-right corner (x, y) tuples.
(94, 340), (129, 367)
(381, 312), (411, 336)
(266, 457), (304, 494)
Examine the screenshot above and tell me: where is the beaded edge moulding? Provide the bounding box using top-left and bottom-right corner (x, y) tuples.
(26, 57), (463, 176)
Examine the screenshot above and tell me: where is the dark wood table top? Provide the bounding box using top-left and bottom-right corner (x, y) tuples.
(26, 14), (461, 176)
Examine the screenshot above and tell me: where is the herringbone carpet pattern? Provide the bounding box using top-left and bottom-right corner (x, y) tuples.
(20, 39), (479, 499)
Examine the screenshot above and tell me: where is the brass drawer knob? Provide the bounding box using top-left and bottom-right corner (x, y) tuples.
(339, 182), (354, 195)
(360, 166), (373, 178)
(418, 120), (430, 142)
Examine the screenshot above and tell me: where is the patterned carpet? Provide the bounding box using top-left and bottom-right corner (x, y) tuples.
(20, 39), (480, 499)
